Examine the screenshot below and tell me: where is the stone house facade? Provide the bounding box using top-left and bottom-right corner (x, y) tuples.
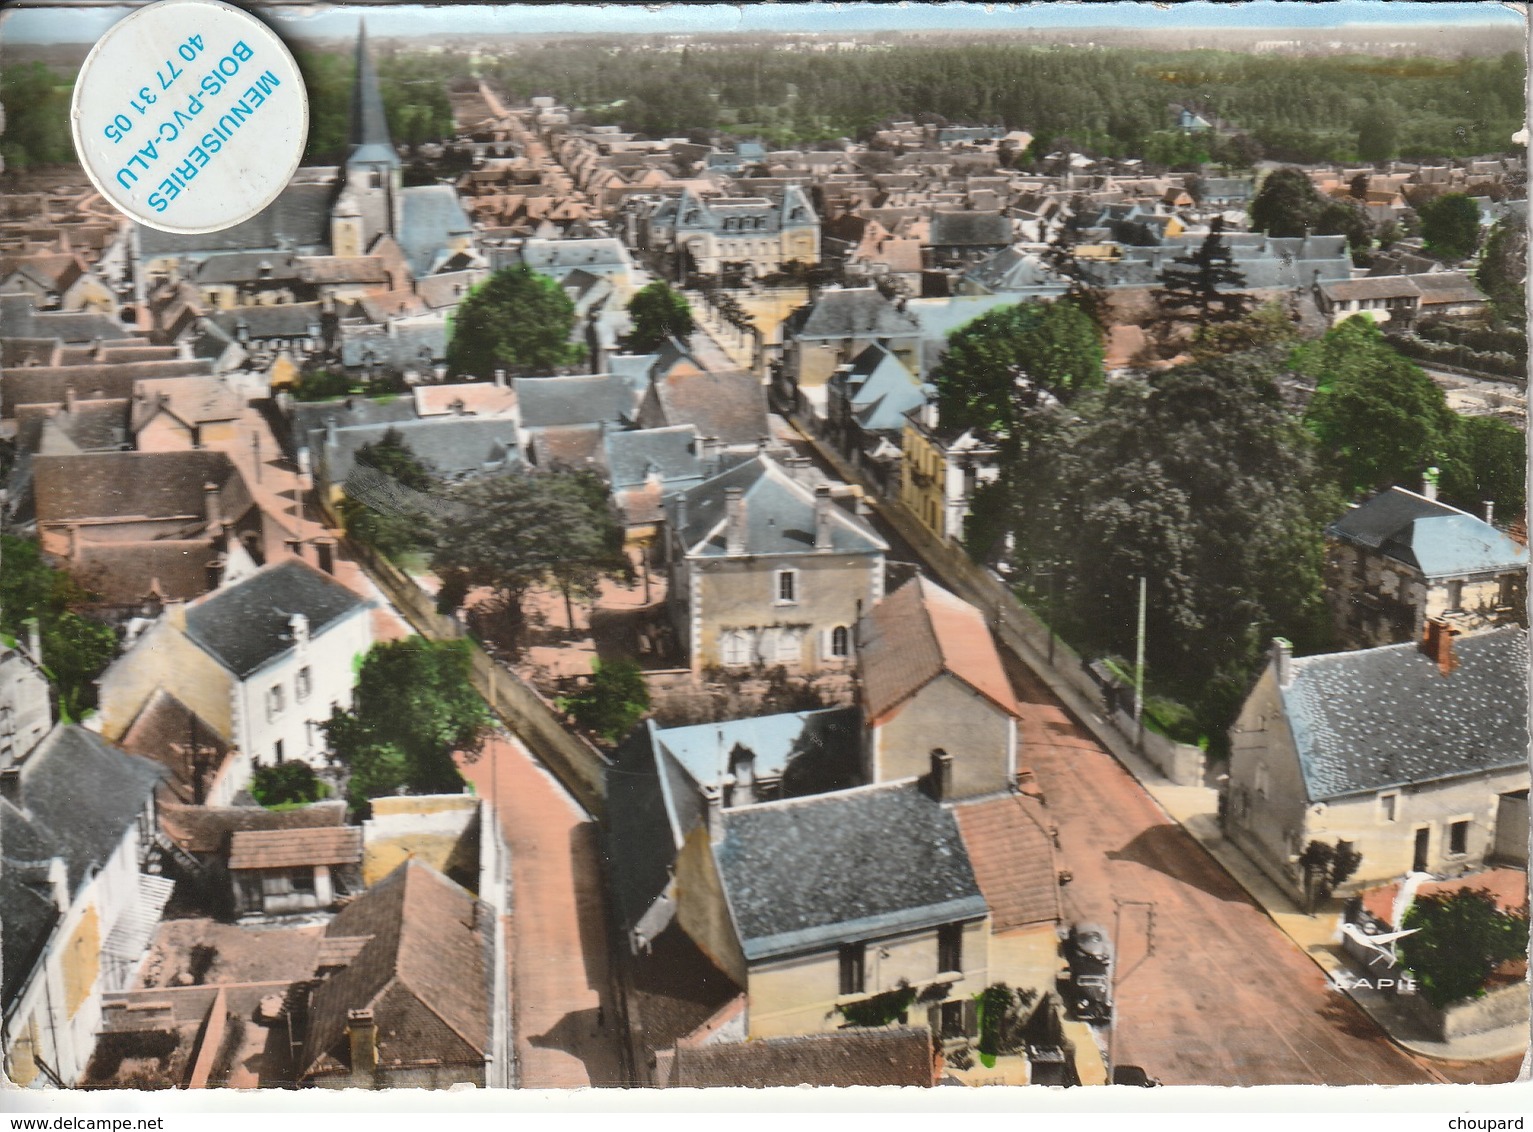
(1325, 486), (1527, 650)
(663, 455), (886, 679)
(1223, 628), (1529, 902)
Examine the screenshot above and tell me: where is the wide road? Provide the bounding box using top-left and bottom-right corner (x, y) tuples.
(460, 733), (628, 1088)
(1004, 655), (1435, 1086)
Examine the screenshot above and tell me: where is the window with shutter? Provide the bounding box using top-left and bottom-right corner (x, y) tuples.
(839, 943), (866, 996)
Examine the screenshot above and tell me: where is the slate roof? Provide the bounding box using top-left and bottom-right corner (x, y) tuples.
(784, 288), (923, 341)
(302, 859), (493, 1079)
(840, 343), (926, 433)
(339, 317), (450, 371)
(1, 725), (165, 1006)
(929, 210), (1013, 247)
(716, 781), (987, 961)
(137, 181), (334, 258)
(962, 247), (1066, 295)
(514, 372), (636, 429)
(228, 826), (363, 871)
(210, 302), (324, 341)
(858, 575), (1019, 725)
(347, 21), (399, 169)
(292, 396), (420, 454)
(1327, 488), (1527, 578)
(33, 449), (248, 525)
(952, 795), (1060, 931)
(1279, 627), (1528, 802)
(667, 455), (887, 558)
(642, 367), (769, 447)
(15, 399), (128, 455)
(193, 253), (301, 286)
(654, 707), (863, 798)
(606, 726), (688, 932)
(0, 294), (135, 343)
(3, 360), (214, 412)
(1318, 276), (1421, 303)
(604, 425), (701, 489)
(399, 185), (474, 277)
(320, 416), (520, 485)
(183, 559), (368, 678)
(667, 1028), (936, 1088)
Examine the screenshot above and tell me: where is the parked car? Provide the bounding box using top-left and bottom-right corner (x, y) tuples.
(1062, 922), (1114, 1023)
(1112, 1064), (1161, 1087)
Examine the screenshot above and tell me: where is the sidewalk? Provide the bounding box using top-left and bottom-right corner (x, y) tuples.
(1003, 618), (1529, 1066)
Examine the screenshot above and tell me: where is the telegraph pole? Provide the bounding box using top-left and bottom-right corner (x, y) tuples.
(1133, 574), (1146, 751)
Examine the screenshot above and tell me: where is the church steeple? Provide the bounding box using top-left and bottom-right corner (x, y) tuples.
(347, 20), (399, 170)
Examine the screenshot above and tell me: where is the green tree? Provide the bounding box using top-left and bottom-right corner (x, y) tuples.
(0, 536), (117, 721)
(1355, 102), (1399, 164)
(446, 265), (585, 378)
(1154, 218), (1254, 355)
(1298, 318), (1456, 497)
(1009, 349), (1339, 736)
(431, 471), (627, 642)
(251, 762), (327, 808)
(1316, 198), (1374, 254)
(1439, 414), (1527, 518)
(0, 63), (74, 169)
(931, 298), (1104, 449)
(557, 658), (651, 744)
(1398, 889), (1530, 1009)
(339, 430), (437, 560)
(1418, 193), (1482, 261)
(1188, 300), (1299, 363)
(325, 638), (492, 815)
(626, 282), (697, 353)
(1250, 166), (1325, 238)
(1475, 217), (1527, 324)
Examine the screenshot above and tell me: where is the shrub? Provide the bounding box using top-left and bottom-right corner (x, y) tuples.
(251, 762), (326, 808)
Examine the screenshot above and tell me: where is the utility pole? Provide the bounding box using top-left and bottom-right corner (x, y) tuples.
(1133, 574), (1146, 751)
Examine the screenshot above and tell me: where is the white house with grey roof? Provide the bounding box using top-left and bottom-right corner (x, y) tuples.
(662, 454), (887, 678)
(1223, 627), (1529, 901)
(1325, 485), (1527, 650)
(1, 724), (168, 1086)
(98, 559), (373, 775)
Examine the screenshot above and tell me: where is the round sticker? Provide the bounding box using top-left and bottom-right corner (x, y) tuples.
(70, 0), (308, 234)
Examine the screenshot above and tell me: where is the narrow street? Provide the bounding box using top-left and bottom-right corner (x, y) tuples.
(1004, 655), (1435, 1086)
(459, 733), (627, 1088)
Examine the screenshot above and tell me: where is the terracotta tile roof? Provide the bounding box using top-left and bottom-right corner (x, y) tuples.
(159, 799), (347, 856)
(119, 689), (231, 805)
(952, 794), (1061, 931)
(667, 1027), (937, 1087)
(301, 860), (493, 1079)
(858, 575), (1020, 724)
(228, 825), (363, 871)
(1360, 867), (1530, 925)
(72, 538), (222, 604)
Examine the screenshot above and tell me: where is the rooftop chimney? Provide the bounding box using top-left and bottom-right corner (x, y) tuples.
(702, 783), (724, 844)
(1422, 617), (1457, 676)
(202, 482), (220, 529)
(63, 386), (77, 412)
(1271, 637), (1293, 688)
(813, 484), (833, 550)
(494, 368), (507, 388)
(346, 1008), (378, 1076)
(925, 748), (954, 803)
(288, 613), (310, 649)
(725, 487), (747, 556)
(1483, 500), (1495, 527)
(1422, 466), (1439, 502)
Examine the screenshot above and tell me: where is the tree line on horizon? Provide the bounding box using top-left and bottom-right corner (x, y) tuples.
(3, 41), (1523, 172)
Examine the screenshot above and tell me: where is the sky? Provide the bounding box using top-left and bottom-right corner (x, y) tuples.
(1, 0), (1525, 45)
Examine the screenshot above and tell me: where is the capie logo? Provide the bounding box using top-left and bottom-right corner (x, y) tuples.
(1329, 970), (1418, 993)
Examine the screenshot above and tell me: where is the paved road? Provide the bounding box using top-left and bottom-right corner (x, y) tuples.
(1004, 656), (1435, 1086)
(460, 733), (627, 1088)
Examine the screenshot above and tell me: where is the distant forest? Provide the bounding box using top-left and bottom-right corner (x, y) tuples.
(481, 42), (1526, 162)
(3, 41), (1523, 171)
